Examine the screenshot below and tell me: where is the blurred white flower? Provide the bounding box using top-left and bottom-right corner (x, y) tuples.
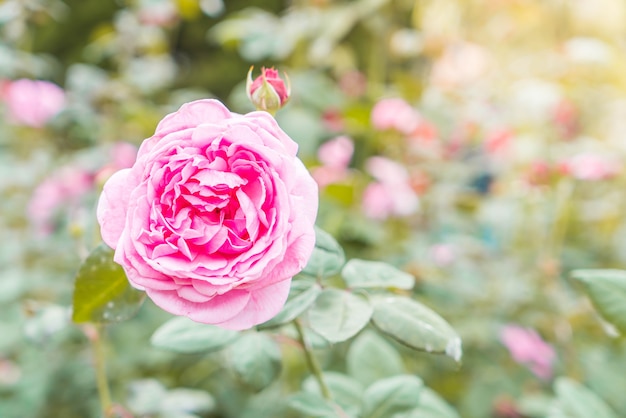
(564, 37), (611, 64)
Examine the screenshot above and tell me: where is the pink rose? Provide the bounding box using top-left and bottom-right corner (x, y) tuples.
(2, 79), (65, 127)
(97, 99), (318, 330)
(500, 325), (556, 380)
(370, 98), (420, 135)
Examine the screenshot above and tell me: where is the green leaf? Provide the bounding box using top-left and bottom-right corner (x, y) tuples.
(361, 375), (423, 418)
(288, 392), (343, 418)
(571, 269), (626, 334)
(303, 372), (364, 416)
(258, 282), (322, 329)
(127, 379), (215, 417)
(302, 227), (346, 278)
(160, 388), (216, 416)
(308, 289), (373, 343)
(547, 377), (618, 418)
(150, 316), (240, 354)
(341, 259), (414, 290)
(395, 387), (461, 418)
(370, 296), (462, 362)
(229, 332), (282, 392)
(347, 330), (404, 386)
(72, 244), (145, 324)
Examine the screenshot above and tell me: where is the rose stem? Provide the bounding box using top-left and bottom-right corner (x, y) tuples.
(293, 319), (332, 400)
(93, 325), (113, 417)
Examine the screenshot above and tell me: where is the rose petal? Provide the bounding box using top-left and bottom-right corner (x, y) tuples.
(97, 169), (135, 248)
(213, 280), (291, 330)
(147, 287), (251, 324)
(156, 99), (232, 137)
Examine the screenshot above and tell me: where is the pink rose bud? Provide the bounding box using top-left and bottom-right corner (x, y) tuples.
(2, 79), (65, 127)
(246, 66), (290, 114)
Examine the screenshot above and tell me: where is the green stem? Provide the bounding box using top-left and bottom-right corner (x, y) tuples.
(293, 319), (332, 400)
(93, 325), (112, 417)
(549, 179), (576, 261)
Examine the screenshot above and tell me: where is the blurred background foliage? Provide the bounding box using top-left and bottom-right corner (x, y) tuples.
(2, 0), (626, 417)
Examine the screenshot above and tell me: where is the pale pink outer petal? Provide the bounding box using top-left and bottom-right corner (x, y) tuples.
(256, 158), (318, 287)
(97, 168), (136, 249)
(238, 111), (299, 155)
(213, 280), (292, 330)
(146, 287), (252, 325)
(155, 99), (232, 137)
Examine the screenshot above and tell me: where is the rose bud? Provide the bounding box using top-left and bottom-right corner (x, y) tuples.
(246, 66), (290, 114)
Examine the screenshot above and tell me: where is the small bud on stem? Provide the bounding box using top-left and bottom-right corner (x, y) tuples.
(246, 66), (291, 115)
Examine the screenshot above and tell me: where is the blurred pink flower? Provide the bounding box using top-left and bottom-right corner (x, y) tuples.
(28, 166), (94, 235)
(560, 153), (621, 181)
(431, 41), (490, 89)
(430, 244), (456, 266)
(362, 157), (419, 219)
(552, 99), (579, 139)
(312, 136), (354, 188)
(95, 142), (139, 184)
(525, 161), (552, 187)
(406, 120), (442, 158)
(500, 325), (556, 380)
(318, 136), (354, 169)
(485, 129), (513, 157)
(366, 156), (409, 183)
(338, 70), (367, 98)
(137, 0), (179, 26)
(371, 98), (420, 135)
(2, 79), (66, 127)
(312, 166), (349, 189)
(321, 108), (345, 132)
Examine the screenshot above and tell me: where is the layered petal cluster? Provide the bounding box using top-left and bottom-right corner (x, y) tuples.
(97, 99), (318, 330)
